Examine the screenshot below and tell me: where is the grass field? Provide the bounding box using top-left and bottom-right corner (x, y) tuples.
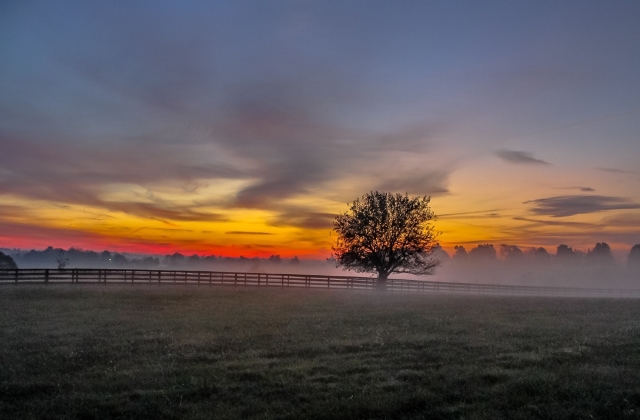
(1, 285), (640, 419)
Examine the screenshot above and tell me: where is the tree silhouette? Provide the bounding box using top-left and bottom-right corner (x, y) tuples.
(268, 255), (282, 263)
(469, 244), (497, 262)
(332, 191), (439, 287)
(628, 244), (640, 269)
(586, 242), (614, 265)
(0, 252), (18, 269)
(556, 244), (579, 263)
(453, 245), (468, 263)
(500, 244), (524, 263)
(527, 247), (551, 262)
(56, 251), (69, 269)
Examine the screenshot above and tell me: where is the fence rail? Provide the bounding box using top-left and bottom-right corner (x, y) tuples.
(1, 269), (639, 298)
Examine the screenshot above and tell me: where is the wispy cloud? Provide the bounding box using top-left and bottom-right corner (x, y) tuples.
(225, 231), (274, 235)
(525, 195), (640, 217)
(439, 209), (503, 218)
(512, 216), (593, 227)
(558, 186), (595, 192)
(496, 149), (550, 165)
(375, 170), (450, 196)
(271, 209), (336, 230)
(597, 167), (637, 174)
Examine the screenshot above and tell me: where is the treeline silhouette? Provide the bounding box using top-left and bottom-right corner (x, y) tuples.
(435, 242), (640, 289)
(2, 246), (303, 270)
(445, 242), (640, 267)
(3, 243), (640, 271)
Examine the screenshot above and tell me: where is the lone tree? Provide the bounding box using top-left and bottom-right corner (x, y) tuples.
(332, 191), (440, 287)
(56, 251), (69, 269)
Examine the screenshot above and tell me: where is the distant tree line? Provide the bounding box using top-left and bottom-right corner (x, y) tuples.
(1, 246), (303, 270)
(2, 243), (640, 271)
(449, 242), (640, 268)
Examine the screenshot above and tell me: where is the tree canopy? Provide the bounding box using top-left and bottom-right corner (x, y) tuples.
(628, 244), (640, 268)
(332, 191), (439, 284)
(469, 244), (497, 262)
(586, 242), (614, 265)
(0, 252), (18, 270)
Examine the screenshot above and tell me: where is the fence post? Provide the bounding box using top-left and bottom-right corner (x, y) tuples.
(234, 273), (237, 287)
(14, 269), (18, 285)
(44, 269), (49, 285)
(158, 271), (161, 284)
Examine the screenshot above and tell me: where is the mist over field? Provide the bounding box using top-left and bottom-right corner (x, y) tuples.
(5, 242), (640, 290)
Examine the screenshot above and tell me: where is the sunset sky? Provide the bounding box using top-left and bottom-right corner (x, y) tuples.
(1, 1), (639, 259)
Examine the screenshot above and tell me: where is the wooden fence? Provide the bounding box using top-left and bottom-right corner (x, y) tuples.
(1, 269), (639, 298)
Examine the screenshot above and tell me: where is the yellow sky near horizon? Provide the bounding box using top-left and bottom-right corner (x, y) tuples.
(2, 163), (639, 259)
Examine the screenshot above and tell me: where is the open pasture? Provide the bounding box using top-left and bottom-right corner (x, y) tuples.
(1, 285), (640, 419)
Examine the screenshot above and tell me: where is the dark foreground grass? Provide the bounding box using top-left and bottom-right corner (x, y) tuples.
(1, 286), (640, 419)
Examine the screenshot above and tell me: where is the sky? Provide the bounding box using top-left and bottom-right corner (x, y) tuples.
(1, 1), (640, 259)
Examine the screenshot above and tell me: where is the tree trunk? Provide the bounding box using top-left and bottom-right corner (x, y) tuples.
(376, 272), (388, 291)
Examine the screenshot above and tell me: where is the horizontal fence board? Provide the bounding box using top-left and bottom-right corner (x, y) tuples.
(1, 269), (639, 298)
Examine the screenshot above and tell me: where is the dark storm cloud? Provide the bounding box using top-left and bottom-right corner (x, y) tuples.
(496, 150), (550, 165)
(525, 195), (640, 217)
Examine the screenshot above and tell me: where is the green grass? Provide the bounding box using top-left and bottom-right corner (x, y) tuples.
(1, 285), (640, 419)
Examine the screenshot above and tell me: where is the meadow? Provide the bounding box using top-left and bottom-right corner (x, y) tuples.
(1, 285), (639, 419)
